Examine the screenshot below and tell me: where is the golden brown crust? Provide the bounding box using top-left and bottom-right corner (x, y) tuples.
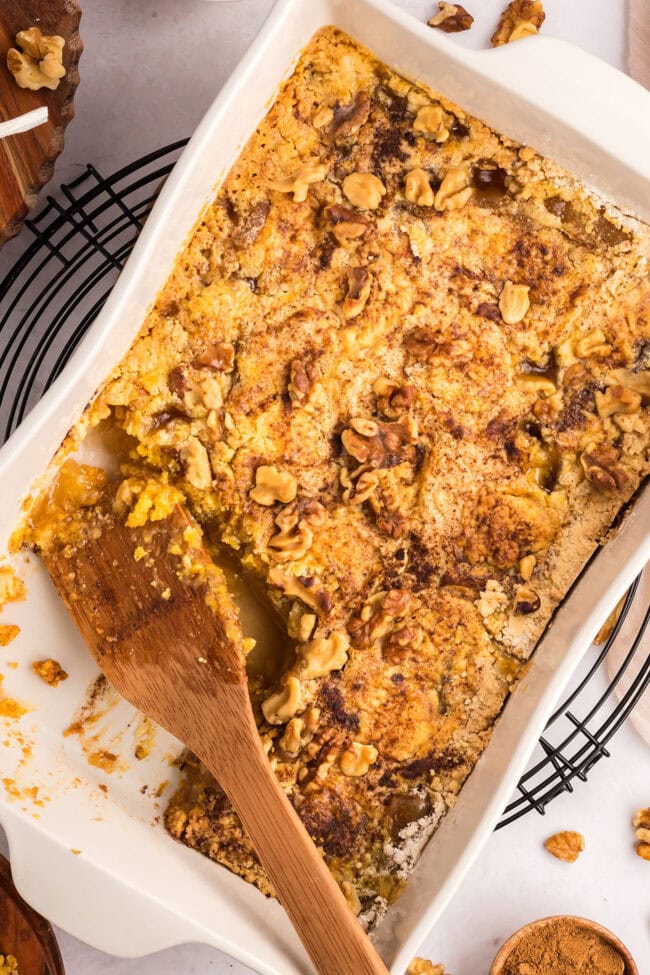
(23, 27), (650, 923)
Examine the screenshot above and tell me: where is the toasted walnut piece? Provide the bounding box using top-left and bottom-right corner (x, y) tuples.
(250, 465), (297, 506)
(329, 91), (371, 139)
(268, 160), (328, 203)
(519, 554), (536, 581)
(517, 374), (556, 397)
(288, 358), (320, 408)
(491, 0), (545, 47)
(635, 809), (650, 859)
(323, 204), (369, 243)
(595, 385), (642, 418)
(580, 443), (629, 496)
(193, 342), (235, 372)
(499, 281), (531, 325)
(573, 328), (612, 360)
(180, 437), (212, 490)
(428, 2), (474, 31)
(32, 658), (68, 687)
(312, 106), (334, 129)
(407, 960), (446, 975)
(606, 368), (650, 400)
(268, 519), (313, 564)
(413, 105), (449, 143)
(513, 586), (541, 615)
(298, 631), (350, 680)
(544, 830), (585, 862)
(279, 717), (304, 754)
(342, 414), (418, 469)
(262, 675), (304, 725)
(339, 741), (378, 777)
(342, 267), (372, 319)
(383, 625), (422, 663)
(342, 172), (387, 210)
(7, 28), (65, 91)
(434, 164), (473, 211)
(268, 566), (332, 615)
(340, 880), (362, 915)
(374, 377), (415, 417)
(637, 843), (650, 861)
(404, 168), (435, 207)
(633, 808), (650, 829)
(350, 416), (379, 437)
(296, 610), (317, 642)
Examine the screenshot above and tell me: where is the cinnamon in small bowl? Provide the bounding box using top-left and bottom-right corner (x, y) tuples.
(490, 915), (638, 975)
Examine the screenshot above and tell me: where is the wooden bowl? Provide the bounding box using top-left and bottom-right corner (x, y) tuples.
(490, 915), (638, 975)
(0, 853), (65, 974)
(0, 0), (82, 247)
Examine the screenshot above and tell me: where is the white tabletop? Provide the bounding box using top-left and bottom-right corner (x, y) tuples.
(1, 1), (649, 972)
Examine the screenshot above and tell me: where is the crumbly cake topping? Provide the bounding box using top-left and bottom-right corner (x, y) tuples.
(21, 27), (650, 923)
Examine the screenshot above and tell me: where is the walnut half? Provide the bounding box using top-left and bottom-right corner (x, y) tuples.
(428, 3), (474, 32)
(633, 808), (650, 861)
(544, 830), (585, 862)
(7, 27), (66, 91)
(491, 0), (545, 46)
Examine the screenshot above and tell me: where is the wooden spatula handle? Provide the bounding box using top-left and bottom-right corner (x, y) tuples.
(199, 730), (390, 975)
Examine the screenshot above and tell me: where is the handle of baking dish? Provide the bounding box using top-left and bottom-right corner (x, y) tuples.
(467, 35), (650, 221)
(1, 814), (200, 958)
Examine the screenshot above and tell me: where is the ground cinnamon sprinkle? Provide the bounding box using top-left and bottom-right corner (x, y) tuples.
(503, 918), (626, 975)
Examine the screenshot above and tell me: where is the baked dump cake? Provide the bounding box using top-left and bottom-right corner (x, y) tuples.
(19, 27), (650, 925)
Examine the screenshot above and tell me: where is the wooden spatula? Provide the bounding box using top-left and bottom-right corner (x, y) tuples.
(43, 496), (389, 975)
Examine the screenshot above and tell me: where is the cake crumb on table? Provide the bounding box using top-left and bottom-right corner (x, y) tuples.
(32, 658), (68, 687)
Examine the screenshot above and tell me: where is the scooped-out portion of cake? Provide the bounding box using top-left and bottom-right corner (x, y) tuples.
(19, 26), (650, 927)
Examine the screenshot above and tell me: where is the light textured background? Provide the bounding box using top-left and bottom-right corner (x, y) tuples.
(1, 1), (649, 973)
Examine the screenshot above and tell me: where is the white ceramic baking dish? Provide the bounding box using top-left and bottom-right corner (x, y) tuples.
(0, 1), (649, 972)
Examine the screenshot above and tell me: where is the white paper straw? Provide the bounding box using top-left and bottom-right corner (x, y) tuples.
(0, 107), (49, 140)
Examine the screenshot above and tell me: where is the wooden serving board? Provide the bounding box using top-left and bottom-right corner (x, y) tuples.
(0, 0), (82, 247)
(0, 854), (65, 974)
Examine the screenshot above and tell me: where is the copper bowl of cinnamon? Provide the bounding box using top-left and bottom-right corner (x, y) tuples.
(490, 915), (638, 975)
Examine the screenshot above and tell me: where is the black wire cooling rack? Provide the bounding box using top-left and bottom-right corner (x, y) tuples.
(0, 141), (648, 827)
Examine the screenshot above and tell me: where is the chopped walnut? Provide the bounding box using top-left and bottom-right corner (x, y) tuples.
(342, 172), (387, 210)
(519, 554), (536, 581)
(342, 267), (372, 319)
(404, 327), (471, 365)
(342, 415), (418, 469)
(180, 437), (212, 490)
(580, 443), (629, 496)
(32, 658), (68, 686)
(513, 585), (541, 615)
(595, 385), (642, 418)
(404, 168), (435, 207)
(573, 328), (612, 360)
(634, 808), (650, 861)
(349, 589), (417, 646)
(268, 566), (332, 615)
(250, 465), (297, 506)
(428, 2), (474, 32)
(491, 0), (545, 46)
(434, 164), (473, 211)
(288, 358), (320, 408)
(374, 377), (415, 417)
(7, 27), (65, 91)
(544, 830), (585, 862)
(383, 625), (422, 664)
(606, 368), (650, 400)
(499, 281), (531, 325)
(323, 205), (370, 243)
(279, 717), (304, 754)
(407, 960), (447, 975)
(193, 342), (235, 372)
(312, 106), (334, 129)
(298, 631), (350, 680)
(268, 498), (325, 563)
(268, 160), (328, 203)
(262, 675), (304, 725)
(413, 105), (449, 143)
(339, 741), (378, 777)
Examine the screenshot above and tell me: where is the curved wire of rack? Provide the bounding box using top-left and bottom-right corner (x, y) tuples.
(0, 141), (648, 827)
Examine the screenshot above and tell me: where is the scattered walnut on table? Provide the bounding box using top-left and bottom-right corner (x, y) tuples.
(407, 959), (447, 975)
(633, 808), (650, 861)
(428, 2), (474, 32)
(544, 830), (585, 862)
(491, 0), (545, 46)
(32, 658), (68, 687)
(7, 27), (66, 91)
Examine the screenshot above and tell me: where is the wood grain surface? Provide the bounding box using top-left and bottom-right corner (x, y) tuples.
(0, 0), (82, 246)
(0, 853), (65, 975)
(44, 499), (390, 975)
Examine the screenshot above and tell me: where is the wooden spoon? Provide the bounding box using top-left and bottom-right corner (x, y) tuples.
(0, 853), (65, 975)
(43, 497), (389, 975)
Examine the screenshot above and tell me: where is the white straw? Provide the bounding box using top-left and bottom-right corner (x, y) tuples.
(0, 107), (49, 140)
